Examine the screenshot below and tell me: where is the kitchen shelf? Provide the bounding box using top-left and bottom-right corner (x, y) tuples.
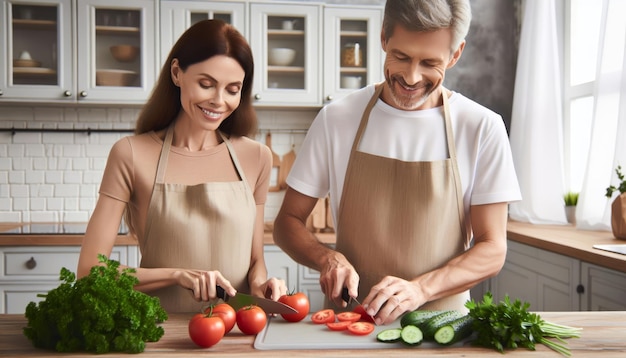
(12, 19), (56, 30)
(96, 25), (140, 36)
(267, 66), (305, 73)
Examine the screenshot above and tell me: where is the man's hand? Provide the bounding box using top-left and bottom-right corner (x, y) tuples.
(361, 276), (423, 325)
(318, 252), (360, 308)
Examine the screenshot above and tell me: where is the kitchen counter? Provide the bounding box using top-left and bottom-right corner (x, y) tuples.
(1, 312), (625, 356)
(0, 223), (336, 246)
(507, 220), (626, 273)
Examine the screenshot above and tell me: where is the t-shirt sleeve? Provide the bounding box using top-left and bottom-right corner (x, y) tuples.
(98, 137), (134, 203)
(285, 107), (332, 199)
(470, 116), (522, 205)
(253, 143), (272, 204)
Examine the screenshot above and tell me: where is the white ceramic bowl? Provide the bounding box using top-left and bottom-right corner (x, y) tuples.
(268, 48), (296, 66)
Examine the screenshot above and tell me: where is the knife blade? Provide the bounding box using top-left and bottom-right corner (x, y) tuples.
(216, 286), (298, 314)
(341, 287), (377, 325)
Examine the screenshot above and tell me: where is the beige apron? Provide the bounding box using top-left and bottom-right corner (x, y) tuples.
(139, 125), (256, 313)
(334, 84), (470, 312)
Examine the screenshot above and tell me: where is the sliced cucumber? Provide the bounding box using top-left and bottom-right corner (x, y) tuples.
(400, 310), (447, 328)
(434, 314), (474, 345)
(400, 324), (423, 346)
(376, 328), (402, 343)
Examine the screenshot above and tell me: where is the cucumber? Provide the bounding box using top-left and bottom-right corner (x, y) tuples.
(400, 310), (447, 329)
(433, 314), (475, 345)
(422, 310), (464, 340)
(400, 325), (423, 346)
(376, 328), (402, 343)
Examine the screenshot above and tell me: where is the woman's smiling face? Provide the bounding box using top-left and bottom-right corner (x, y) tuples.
(171, 55), (245, 131)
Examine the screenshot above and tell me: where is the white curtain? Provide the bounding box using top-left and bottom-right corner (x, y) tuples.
(509, 0), (626, 230)
(509, 0), (568, 224)
(576, 0), (626, 231)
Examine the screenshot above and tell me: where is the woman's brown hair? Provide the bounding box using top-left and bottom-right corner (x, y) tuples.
(135, 19), (256, 136)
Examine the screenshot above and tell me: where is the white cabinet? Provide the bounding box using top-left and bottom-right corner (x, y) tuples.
(489, 240), (626, 311)
(490, 240), (580, 311)
(159, 0), (247, 66)
(264, 245), (298, 292)
(0, 0), (157, 103)
(580, 262), (626, 310)
(0, 245), (134, 314)
(249, 2), (321, 107)
(298, 265), (324, 312)
(322, 5), (383, 104)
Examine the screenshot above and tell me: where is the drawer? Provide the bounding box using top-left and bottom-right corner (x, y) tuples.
(0, 282), (60, 314)
(0, 246), (125, 278)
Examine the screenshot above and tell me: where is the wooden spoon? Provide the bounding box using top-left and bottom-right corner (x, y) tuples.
(266, 132), (281, 192)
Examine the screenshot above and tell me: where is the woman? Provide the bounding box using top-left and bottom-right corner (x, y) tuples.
(77, 19), (285, 313)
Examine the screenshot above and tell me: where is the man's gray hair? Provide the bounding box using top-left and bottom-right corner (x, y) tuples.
(382, 0), (471, 52)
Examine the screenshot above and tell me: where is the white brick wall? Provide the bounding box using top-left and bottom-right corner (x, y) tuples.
(0, 105), (316, 224)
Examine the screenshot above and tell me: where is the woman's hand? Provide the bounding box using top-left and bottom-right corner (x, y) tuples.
(174, 269), (236, 302)
(252, 277), (287, 301)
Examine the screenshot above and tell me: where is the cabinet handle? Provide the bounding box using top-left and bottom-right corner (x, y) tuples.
(326, 95), (333, 101)
(63, 90), (72, 97)
(576, 284), (585, 294)
(254, 93), (261, 100)
(26, 257), (37, 270)
(80, 91), (88, 98)
(0, 89), (3, 96)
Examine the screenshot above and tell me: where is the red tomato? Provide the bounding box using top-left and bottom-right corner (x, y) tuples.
(352, 305), (375, 323)
(311, 309), (335, 324)
(347, 321), (375, 336)
(236, 305), (267, 335)
(326, 321), (352, 331)
(336, 311), (361, 323)
(205, 303), (236, 334)
(188, 313), (225, 348)
(278, 291), (310, 322)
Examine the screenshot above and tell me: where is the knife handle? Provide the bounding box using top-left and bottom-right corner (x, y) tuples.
(216, 285), (228, 301)
(341, 287), (351, 303)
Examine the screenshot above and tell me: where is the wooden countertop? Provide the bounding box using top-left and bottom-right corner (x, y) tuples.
(507, 220), (626, 273)
(1, 312), (625, 357)
(0, 223), (336, 246)
(2, 221), (624, 274)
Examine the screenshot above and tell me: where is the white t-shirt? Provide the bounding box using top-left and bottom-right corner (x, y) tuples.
(287, 84), (522, 226)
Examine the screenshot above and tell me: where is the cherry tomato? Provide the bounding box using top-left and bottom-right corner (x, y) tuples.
(311, 309), (335, 324)
(205, 303), (236, 334)
(326, 321), (352, 331)
(353, 304), (376, 323)
(336, 311), (361, 323)
(236, 305), (267, 335)
(278, 291), (310, 322)
(188, 313), (225, 348)
(347, 321), (375, 336)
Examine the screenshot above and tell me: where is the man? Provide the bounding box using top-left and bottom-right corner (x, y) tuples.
(273, 0), (521, 325)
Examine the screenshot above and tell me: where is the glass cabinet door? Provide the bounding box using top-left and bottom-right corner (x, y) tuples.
(76, 0), (156, 103)
(0, 0), (73, 101)
(160, 1), (246, 66)
(250, 3), (321, 107)
(323, 6), (383, 104)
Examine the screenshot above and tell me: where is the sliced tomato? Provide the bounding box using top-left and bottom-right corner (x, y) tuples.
(326, 321), (351, 331)
(347, 321), (375, 336)
(352, 304), (376, 323)
(336, 311), (361, 323)
(311, 309), (335, 324)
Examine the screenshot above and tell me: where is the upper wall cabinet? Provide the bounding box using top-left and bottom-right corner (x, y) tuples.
(160, 0), (247, 67)
(0, 0), (157, 104)
(322, 5), (383, 104)
(249, 2), (321, 107)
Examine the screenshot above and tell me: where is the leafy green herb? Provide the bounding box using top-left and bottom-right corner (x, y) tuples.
(23, 254), (168, 354)
(465, 292), (581, 356)
(605, 165), (626, 198)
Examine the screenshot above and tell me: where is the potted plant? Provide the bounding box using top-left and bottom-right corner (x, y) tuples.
(563, 191), (578, 224)
(605, 165), (626, 240)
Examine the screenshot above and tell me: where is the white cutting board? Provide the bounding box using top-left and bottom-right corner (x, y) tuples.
(254, 314), (471, 350)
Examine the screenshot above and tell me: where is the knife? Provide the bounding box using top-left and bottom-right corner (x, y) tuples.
(216, 286), (298, 314)
(341, 287), (377, 325)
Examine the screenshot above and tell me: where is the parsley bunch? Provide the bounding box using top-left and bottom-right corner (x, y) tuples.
(466, 292), (581, 356)
(23, 254), (168, 354)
